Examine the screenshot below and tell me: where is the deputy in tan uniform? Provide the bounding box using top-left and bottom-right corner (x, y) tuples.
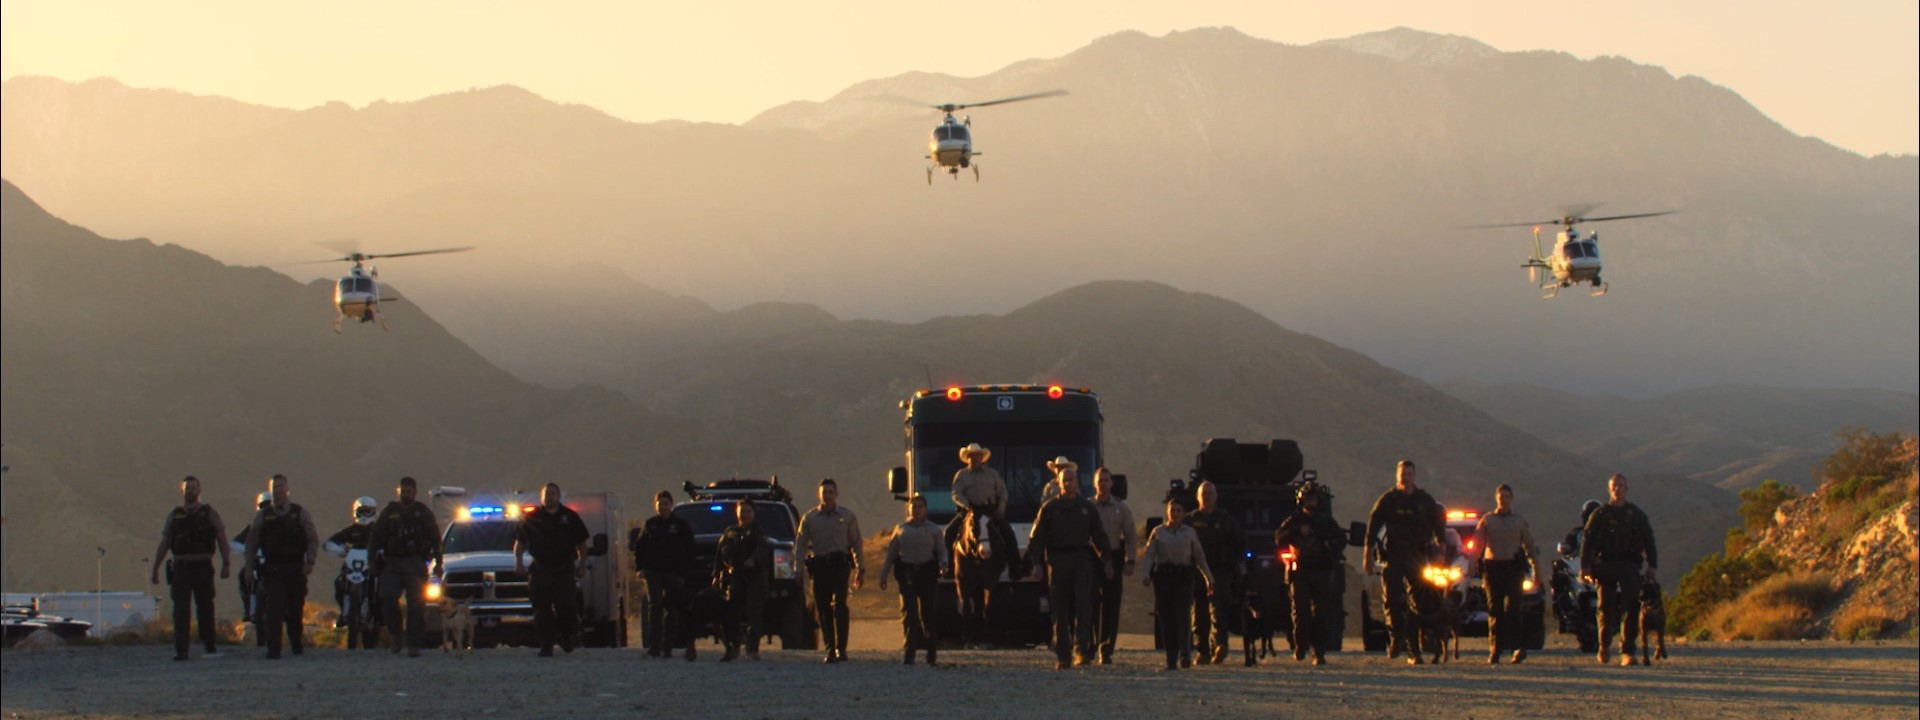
(1090, 467), (1136, 664)
(946, 443), (1006, 546)
(1141, 499), (1213, 670)
(880, 494), (947, 666)
(796, 478), (863, 663)
(1474, 483), (1540, 664)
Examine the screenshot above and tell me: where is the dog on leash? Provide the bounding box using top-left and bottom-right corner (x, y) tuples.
(1639, 581), (1668, 664)
(439, 598), (475, 656)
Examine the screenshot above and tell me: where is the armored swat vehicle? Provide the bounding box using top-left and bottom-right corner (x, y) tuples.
(1148, 439), (1365, 657)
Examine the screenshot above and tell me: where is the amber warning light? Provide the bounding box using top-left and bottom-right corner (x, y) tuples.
(945, 387), (963, 401)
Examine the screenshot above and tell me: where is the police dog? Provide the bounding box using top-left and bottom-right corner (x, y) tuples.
(439, 598), (475, 656)
(1241, 589), (1277, 666)
(672, 584), (729, 661)
(1639, 581), (1668, 664)
(1412, 583), (1461, 664)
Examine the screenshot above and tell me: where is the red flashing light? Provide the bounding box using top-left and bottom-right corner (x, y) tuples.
(945, 386), (963, 401)
(1278, 549), (1296, 563)
(1047, 385), (1064, 400)
(522, 505), (538, 516)
(1465, 539), (1475, 551)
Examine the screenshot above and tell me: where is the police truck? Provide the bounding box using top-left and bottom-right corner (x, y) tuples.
(424, 487), (629, 648)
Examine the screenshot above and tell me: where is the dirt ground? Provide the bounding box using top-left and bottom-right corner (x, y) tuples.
(2, 624), (1914, 720)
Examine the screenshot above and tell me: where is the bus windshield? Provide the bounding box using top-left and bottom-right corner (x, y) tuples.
(912, 421), (1099, 521)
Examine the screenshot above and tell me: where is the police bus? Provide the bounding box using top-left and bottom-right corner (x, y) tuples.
(885, 384), (1113, 647)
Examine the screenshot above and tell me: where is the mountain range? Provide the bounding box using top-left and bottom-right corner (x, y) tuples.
(2, 26), (1913, 400)
(1, 179), (1736, 594)
(1437, 380), (1918, 489)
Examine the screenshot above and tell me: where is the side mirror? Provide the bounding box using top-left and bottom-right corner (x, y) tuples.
(1556, 541), (1574, 557)
(588, 533), (609, 557)
(1302, 470), (1318, 483)
(1348, 521), (1368, 548)
(887, 466), (908, 495)
(1112, 474), (1129, 500)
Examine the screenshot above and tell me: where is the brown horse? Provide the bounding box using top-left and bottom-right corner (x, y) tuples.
(953, 508), (1021, 648)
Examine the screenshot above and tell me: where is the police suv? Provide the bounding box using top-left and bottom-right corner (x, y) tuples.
(668, 478), (819, 650)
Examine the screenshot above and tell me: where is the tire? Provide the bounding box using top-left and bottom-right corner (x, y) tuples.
(778, 599), (818, 650)
(1359, 589), (1389, 652)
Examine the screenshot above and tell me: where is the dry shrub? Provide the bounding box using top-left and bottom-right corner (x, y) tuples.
(1699, 572), (1836, 641)
(1833, 603), (1899, 641)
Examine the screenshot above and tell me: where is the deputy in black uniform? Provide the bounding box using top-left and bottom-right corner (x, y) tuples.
(516, 482), (591, 657)
(1024, 459), (1111, 670)
(631, 490), (695, 659)
(1364, 460), (1444, 665)
(1581, 474), (1658, 666)
(241, 474), (319, 660)
(368, 476), (442, 657)
(1273, 480), (1344, 665)
(714, 501), (772, 662)
(880, 494), (946, 666)
(151, 476), (232, 661)
(1185, 480), (1244, 665)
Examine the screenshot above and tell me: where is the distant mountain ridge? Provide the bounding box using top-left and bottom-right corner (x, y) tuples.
(2, 27), (1912, 399)
(1438, 380), (1919, 489)
(3, 180), (1736, 594)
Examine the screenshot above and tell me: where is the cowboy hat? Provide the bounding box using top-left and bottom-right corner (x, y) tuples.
(1046, 456), (1079, 474)
(958, 443), (991, 461)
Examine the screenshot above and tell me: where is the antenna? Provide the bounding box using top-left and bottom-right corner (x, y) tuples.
(923, 364), (935, 390)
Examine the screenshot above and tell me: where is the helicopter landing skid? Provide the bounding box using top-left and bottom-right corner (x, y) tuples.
(1590, 282), (1608, 297)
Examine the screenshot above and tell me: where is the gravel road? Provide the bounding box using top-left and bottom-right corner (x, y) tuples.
(3, 623), (1914, 719)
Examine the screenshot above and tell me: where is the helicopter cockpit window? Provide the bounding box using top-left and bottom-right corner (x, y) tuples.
(950, 126), (970, 141)
(1578, 242), (1598, 257)
(933, 126), (952, 141)
(1564, 244), (1587, 259)
(343, 278), (374, 294)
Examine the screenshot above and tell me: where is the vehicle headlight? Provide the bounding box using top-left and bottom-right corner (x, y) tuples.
(773, 548), (796, 580)
(1522, 578), (1537, 592)
(425, 581), (443, 601)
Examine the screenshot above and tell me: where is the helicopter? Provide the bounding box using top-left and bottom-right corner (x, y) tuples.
(1469, 204), (1676, 298)
(908, 89), (1067, 184)
(296, 242), (472, 332)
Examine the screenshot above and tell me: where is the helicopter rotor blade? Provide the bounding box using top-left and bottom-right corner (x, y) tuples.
(948, 89), (1069, 111)
(1556, 203), (1603, 222)
(1578, 210), (1678, 223)
(312, 239), (363, 256)
(361, 246), (476, 260)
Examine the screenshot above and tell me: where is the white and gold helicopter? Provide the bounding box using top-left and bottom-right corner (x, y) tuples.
(1471, 205), (1676, 298)
(909, 89), (1067, 184)
(297, 242), (472, 332)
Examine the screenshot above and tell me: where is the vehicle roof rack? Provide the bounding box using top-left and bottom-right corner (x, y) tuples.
(683, 477), (793, 503)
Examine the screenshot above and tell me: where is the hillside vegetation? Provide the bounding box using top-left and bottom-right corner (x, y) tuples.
(1671, 428), (1918, 640)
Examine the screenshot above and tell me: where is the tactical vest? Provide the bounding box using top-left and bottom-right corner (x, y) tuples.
(383, 503), (430, 557)
(168, 505), (217, 557)
(259, 504), (307, 563)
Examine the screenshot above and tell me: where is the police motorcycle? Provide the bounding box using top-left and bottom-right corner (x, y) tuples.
(324, 497), (383, 650)
(1548, 500), (1602, 653)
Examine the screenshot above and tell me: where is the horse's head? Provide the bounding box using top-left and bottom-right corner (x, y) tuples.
(957, 508), (994, 560)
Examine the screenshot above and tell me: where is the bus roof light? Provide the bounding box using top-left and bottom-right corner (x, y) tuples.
(945, 387), (963, 401)
(1047, 385), (1064, 399)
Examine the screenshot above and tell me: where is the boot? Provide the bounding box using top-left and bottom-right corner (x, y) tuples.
(926, 645), (937, 667)
(903, 646), (915, 665)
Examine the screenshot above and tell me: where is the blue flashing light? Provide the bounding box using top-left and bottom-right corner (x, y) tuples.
(709, 505), (725, 512)
(468, 504), (506, 518)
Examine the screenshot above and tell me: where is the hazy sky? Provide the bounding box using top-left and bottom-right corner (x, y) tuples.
(3, 1), (1915, 156)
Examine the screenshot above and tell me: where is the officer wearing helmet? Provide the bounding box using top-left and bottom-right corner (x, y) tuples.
(323, 497), (384, 649)
(1561, 499), (1604, 556)
(231, 490), (273, 643)
(1272, 479), (1345, 665)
